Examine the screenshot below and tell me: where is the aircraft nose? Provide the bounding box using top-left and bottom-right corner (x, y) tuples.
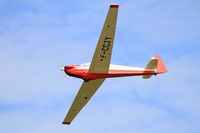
(60, 66), (64, 71)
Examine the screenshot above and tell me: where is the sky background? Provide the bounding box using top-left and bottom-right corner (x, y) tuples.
(0, 0), (200, 133)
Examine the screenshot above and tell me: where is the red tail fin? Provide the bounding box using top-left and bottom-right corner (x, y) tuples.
(143, 55), (167, 79)
(152, 55), (167, 74)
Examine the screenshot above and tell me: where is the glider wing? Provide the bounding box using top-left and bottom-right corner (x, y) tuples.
(88, 5), (118, 73)
(63, 78), (105, 124)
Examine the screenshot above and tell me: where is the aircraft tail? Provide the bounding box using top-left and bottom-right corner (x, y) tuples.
(143, 55), (167, 79)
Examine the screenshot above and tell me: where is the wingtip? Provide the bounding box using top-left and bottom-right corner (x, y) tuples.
(110, 4), (119, 8)
(62, 121), (71, 125)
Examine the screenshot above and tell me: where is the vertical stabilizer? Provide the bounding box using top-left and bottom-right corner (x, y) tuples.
(153, 55), (167, 74)
(143, 55), (167, 79)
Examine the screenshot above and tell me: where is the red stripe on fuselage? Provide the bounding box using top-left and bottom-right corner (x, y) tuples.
(65, 68), (155, 80)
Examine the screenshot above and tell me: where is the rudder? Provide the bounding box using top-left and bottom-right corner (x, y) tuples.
(153, 55), (167, 74)
(143, 55), (167, 79)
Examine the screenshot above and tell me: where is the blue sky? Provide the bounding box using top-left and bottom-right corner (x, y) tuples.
(0, 0), (200, 132)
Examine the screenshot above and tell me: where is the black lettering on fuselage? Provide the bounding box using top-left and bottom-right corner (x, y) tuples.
(99, 37), (112, 61)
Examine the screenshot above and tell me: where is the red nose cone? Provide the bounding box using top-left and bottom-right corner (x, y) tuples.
(64, 66), (75, 74)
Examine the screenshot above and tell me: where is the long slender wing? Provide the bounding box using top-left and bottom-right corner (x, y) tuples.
(63, 79), (105, 125)
(88, 5), (119, 73)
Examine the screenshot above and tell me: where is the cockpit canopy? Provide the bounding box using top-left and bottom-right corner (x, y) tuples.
(80, 62), (91, 67)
